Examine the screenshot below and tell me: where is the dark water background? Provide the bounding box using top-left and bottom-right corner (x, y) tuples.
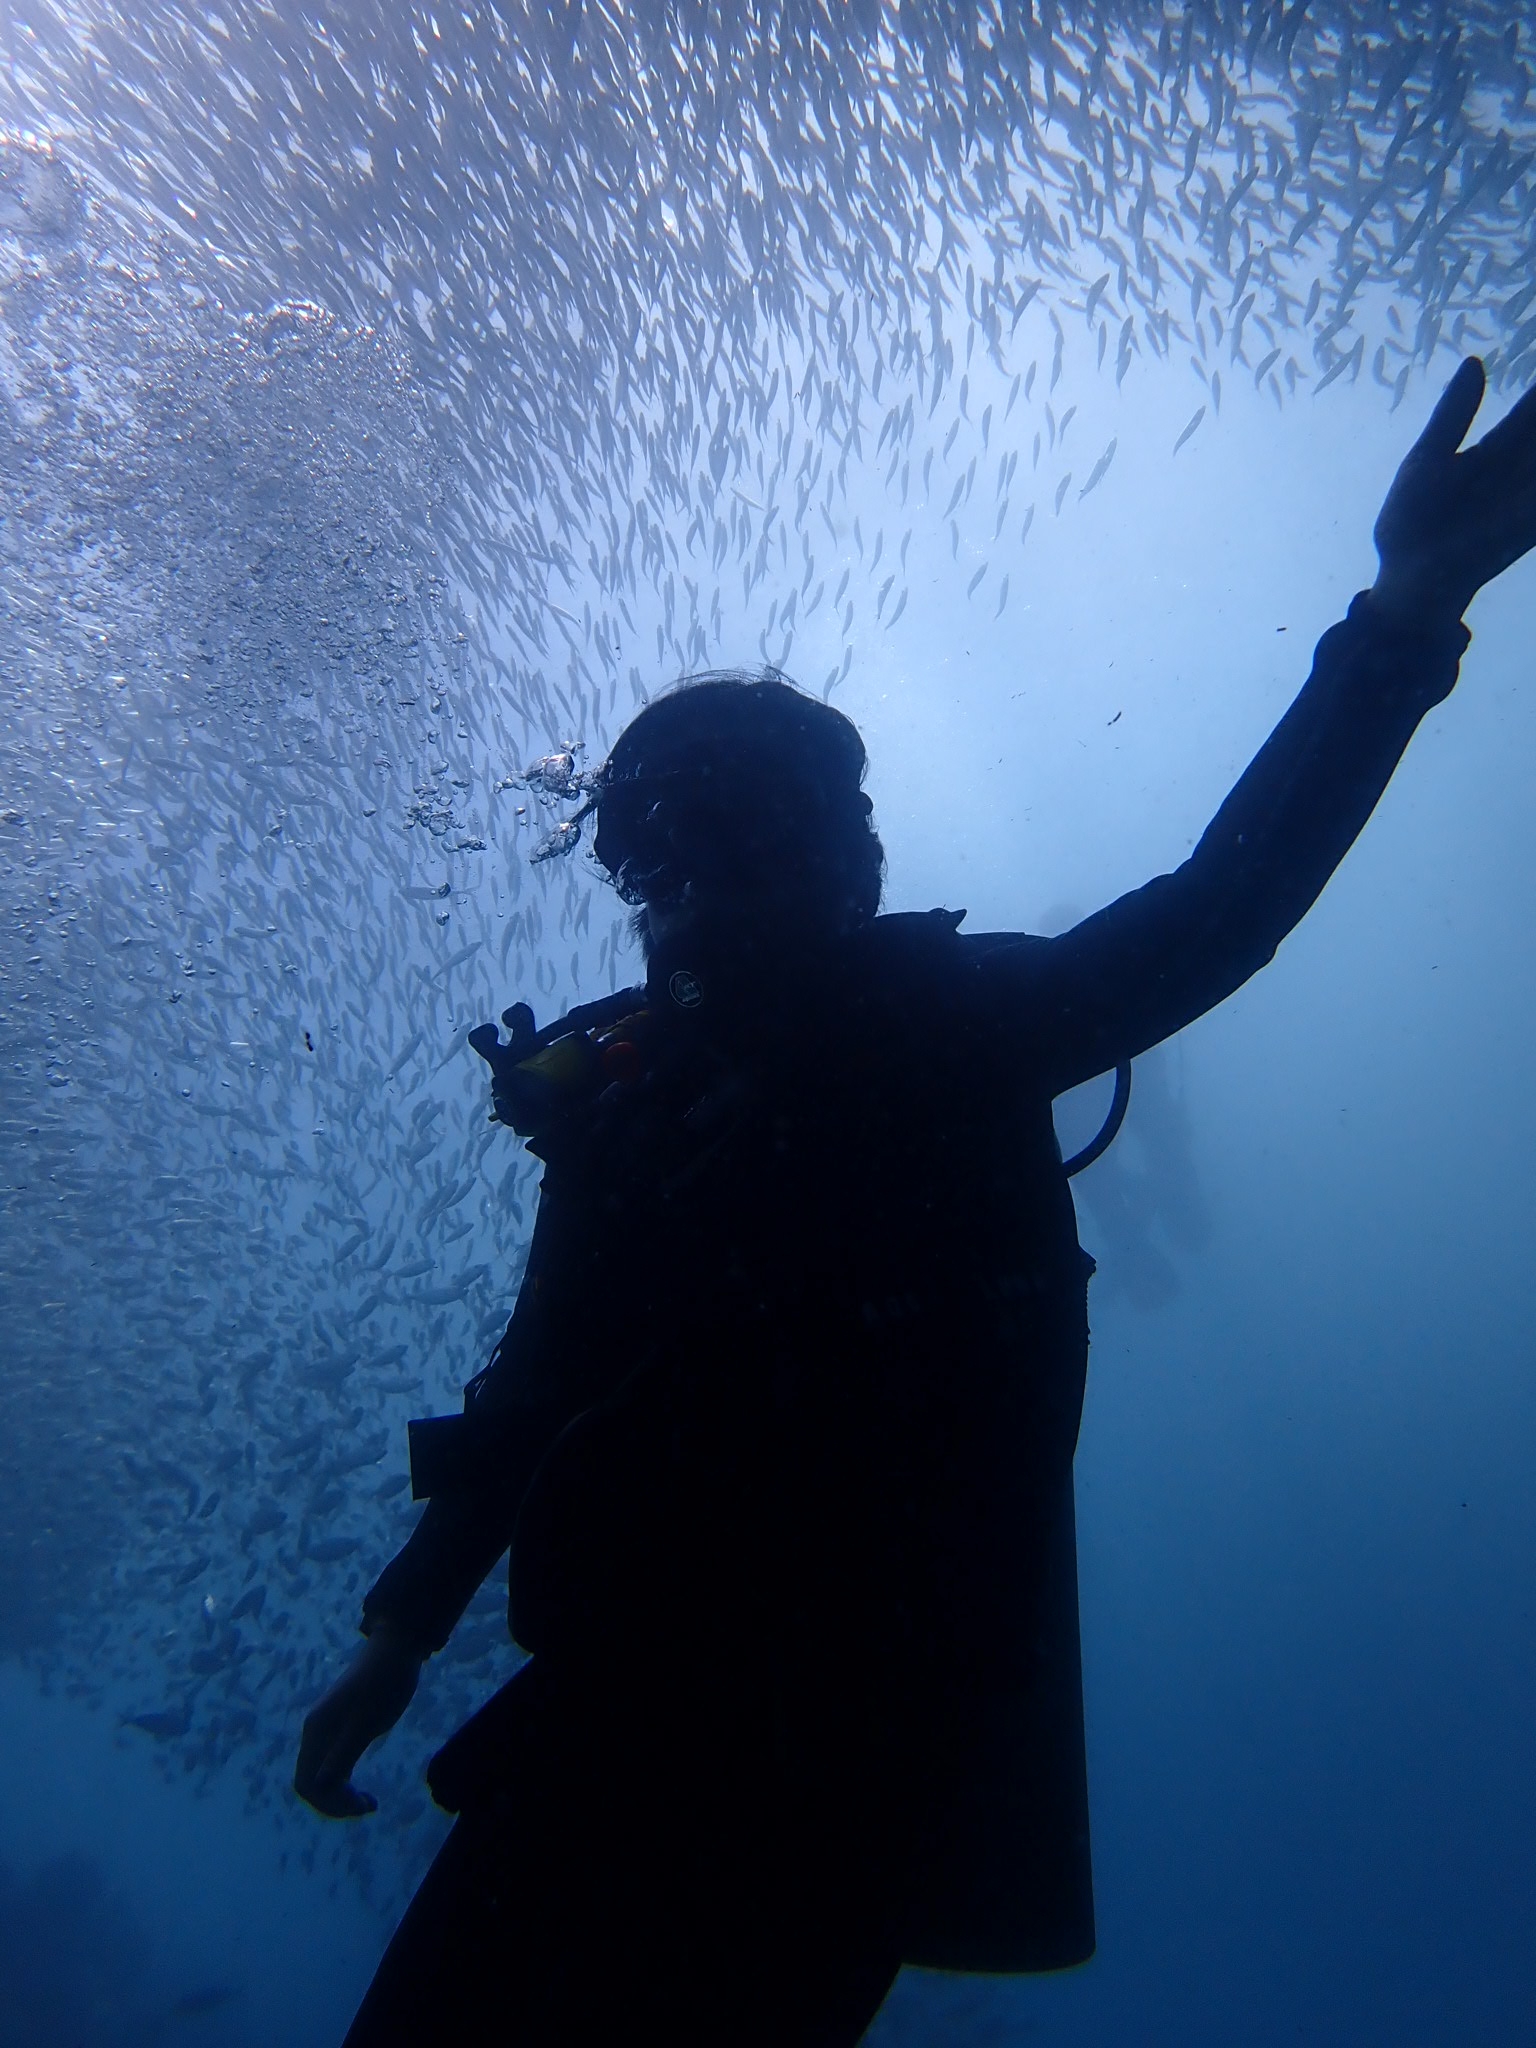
(3, 5), (1534, 2042)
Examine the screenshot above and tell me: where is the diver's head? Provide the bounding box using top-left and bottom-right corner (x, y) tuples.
(592, 670), (884, 955)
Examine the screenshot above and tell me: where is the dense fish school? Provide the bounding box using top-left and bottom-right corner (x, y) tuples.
(3, 0), (1535, 1902)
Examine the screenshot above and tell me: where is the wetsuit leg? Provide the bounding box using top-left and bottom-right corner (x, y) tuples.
(341, 1807), (522, 2048)
(341, 1808), (901, 2047)
(341, 1731), (902, 2047)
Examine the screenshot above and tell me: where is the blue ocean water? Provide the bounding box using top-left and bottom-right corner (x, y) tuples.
(3, 7), (1535, 2043)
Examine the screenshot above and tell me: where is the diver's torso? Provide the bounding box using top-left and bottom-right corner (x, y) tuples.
(508, 909), (1092, 1677)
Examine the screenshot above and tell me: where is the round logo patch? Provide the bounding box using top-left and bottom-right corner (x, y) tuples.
(668, 968), (704, 1009)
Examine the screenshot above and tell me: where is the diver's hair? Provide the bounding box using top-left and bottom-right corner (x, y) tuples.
(596, 668), (885, 925)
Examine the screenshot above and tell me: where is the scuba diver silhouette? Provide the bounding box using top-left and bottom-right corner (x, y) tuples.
(297, 359), (1536, 2046)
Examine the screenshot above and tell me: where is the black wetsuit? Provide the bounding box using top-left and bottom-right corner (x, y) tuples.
(345, 595), (1468, 2047)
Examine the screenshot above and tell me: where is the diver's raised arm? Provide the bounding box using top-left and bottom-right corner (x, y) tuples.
(989, 358), (1536, 1098)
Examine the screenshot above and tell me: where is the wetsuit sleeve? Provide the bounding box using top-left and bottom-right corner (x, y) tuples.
(356, 1390), (563, 1658)
(980, 592), (1471, 1097)
(357, 1175), (588, 1658)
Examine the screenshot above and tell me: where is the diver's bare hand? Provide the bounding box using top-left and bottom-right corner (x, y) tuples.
(294, 1623), (423, 1819)
(1372, 356), (1536, 627)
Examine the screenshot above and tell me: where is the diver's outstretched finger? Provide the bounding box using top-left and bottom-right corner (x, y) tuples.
(322, 1778), (378, 1819)
(294, 1713), (330, 1793)
(1471, 375), (1536, 465)
(296, 1765), (378, 1820)
(1416, 355), (1485, 460)
(295, 1716), (377, 1817)
(318, 1726), (371, 1791)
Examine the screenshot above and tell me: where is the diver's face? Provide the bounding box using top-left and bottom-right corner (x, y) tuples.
(637, 890), (700, 954)
(629, 787), (851, 954)
(632, 814), (779, 945)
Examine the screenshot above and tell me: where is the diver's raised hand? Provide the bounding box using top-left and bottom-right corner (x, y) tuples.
(294, 1623), (423, 1819)
(1372, 356), (1536, 627)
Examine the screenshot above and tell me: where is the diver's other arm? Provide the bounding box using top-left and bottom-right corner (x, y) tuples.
(294, 1619), (424, 1819)
(293, 1414), (558, 1820)
(1011, 357), (1536, 1095)
(293, 1360), (574, 1820)
(293, 1471), (532, 1820)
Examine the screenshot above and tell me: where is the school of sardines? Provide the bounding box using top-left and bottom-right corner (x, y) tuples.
(1, 0), (1533, 1900)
